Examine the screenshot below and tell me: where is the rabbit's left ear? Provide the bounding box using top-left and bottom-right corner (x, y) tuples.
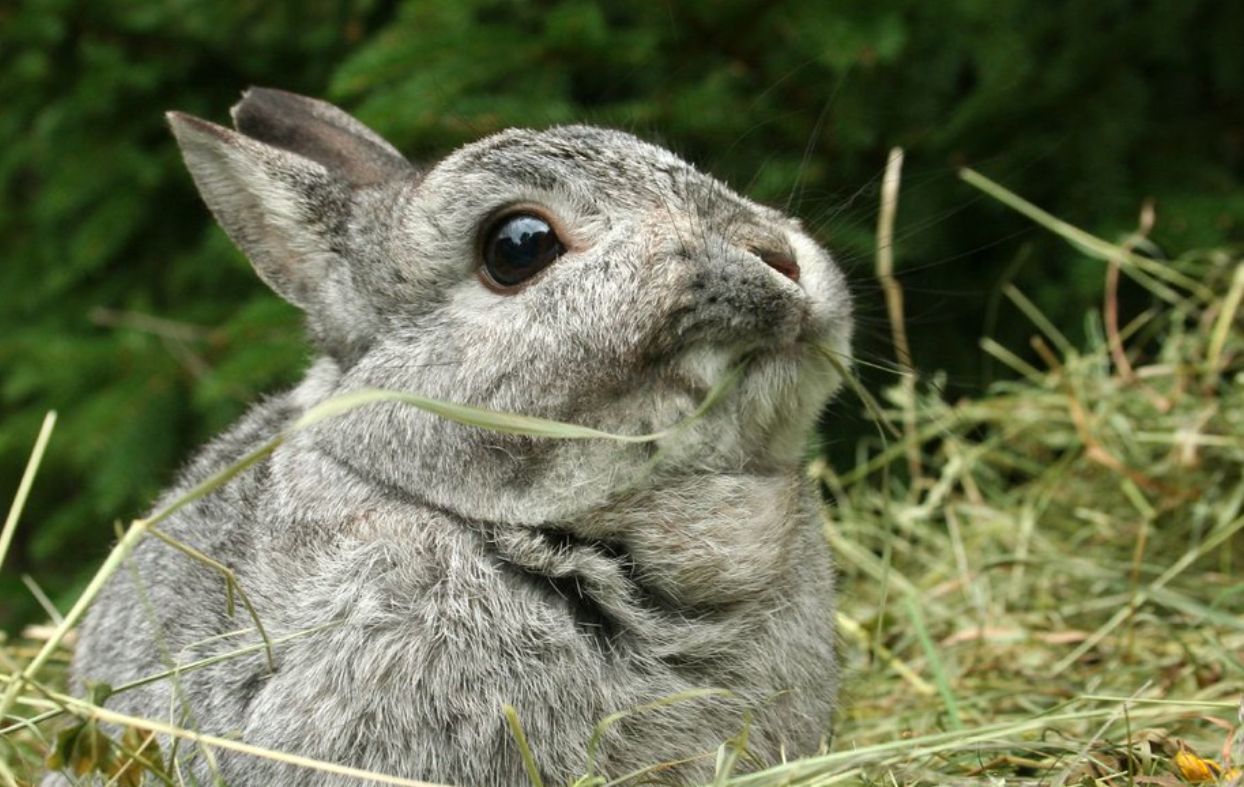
(231, 87), (415, 187)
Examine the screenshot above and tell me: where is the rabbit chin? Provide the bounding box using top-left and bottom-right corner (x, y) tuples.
(657, 333), (845, 470)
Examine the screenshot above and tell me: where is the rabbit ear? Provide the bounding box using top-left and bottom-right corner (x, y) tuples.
(230, 88), (415, 187)
(167, 111), (347, 310)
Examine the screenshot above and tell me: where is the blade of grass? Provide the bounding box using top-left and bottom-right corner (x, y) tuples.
(0, 411), (56, 581)
(1078, 695), (1240, 709)
(504, 705), (546, 787)
(145, 526), (275, 669)
(959, 169), (1213, 303)
(712, 717), (749, 787)
(725, 705), (1125, 787)
(294, 363), (744, 444)
(835, 612), (935, 696)
(0, 757), (18, 787)
(875, 146), (923, 493)
(1049, 685), (1148, 787)
(815, 343), (901, 440)
(1146, 587), (1244, 632)
(824, 527), (922, 601)
(0, 623), (335, 735)
(0, 515), (153, 717)
(980, 337), (1047, 384)
(596, 754), (709, 787)
(1003, 283), (1075, 357)
(20, 576), (63, 626)
(904, 595), (963, 731)
(583, 688), (731, 782)
(40, 688), (453, 787)
(1206, 262), (1244, 381)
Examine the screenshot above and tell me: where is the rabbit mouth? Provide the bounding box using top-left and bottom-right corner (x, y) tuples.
(670, 327), (838, 407)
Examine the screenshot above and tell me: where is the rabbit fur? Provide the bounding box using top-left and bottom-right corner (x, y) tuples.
(54, 88), (853, 787)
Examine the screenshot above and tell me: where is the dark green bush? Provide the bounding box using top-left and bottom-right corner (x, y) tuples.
(2, 0), (1240, 627)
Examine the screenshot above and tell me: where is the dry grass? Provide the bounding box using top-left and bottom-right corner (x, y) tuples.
(1, 171), (1242, 785)
(816, 171), (1244, 786)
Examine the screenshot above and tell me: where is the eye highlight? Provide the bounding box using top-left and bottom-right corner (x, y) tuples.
(481, 212), (566, 288)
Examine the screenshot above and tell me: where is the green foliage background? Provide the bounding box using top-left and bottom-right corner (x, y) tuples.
(1, 0), (1241, 627)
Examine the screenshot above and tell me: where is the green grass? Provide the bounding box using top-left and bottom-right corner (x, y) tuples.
(2, 172), (1242, 786)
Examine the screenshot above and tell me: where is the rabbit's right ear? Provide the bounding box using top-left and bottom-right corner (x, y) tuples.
(230, 88), (413, 187)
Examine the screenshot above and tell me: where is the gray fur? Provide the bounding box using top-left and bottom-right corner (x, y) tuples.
(56, 89), (853, 786)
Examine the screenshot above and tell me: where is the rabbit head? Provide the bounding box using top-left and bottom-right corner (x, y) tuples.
(169, 89), (852, 527)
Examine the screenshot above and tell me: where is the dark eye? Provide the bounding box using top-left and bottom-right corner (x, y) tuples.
(482, 213), (566, 288)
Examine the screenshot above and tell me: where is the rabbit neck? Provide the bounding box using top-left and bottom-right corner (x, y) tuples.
(496, 470), (813, 607)
(272, 411), (815, 643)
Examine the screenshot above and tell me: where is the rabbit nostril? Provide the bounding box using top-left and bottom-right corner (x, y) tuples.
(758, 250), (800, 283)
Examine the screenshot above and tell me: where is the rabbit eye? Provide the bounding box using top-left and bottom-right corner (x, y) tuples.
(482, 213), (566, 288)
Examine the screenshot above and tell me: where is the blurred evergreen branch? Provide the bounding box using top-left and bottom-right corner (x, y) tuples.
(1, 0), (1241, 628)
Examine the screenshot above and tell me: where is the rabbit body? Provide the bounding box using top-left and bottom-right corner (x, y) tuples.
(59, 89), (852, 786)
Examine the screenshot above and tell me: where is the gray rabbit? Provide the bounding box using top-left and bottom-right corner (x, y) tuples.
(53, 88), (853, 786)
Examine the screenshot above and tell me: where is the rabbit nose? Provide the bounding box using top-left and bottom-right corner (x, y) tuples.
(752, 246), (801, 284)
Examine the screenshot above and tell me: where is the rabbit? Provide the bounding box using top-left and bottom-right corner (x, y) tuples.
(51, 87), (853, 787)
